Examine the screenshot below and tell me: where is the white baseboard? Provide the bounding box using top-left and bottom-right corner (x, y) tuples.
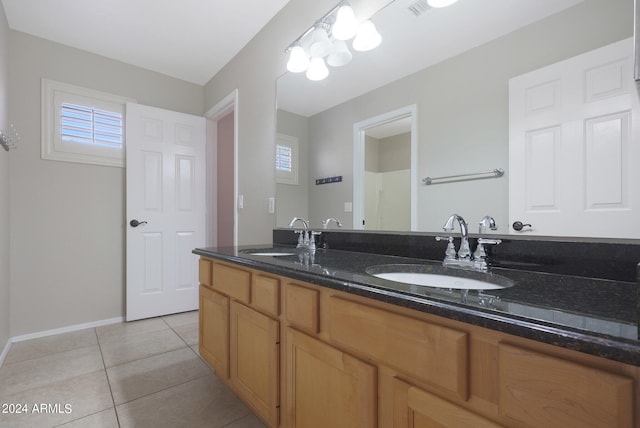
(0, 316), (124, 367)
(11, 317), (124, 343)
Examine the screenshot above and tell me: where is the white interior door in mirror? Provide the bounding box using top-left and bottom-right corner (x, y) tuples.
(509, 38), (640, 239)
(126, 102), (206, 321)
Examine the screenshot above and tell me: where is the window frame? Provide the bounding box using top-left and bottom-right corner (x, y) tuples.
(41, 78), (135, 167)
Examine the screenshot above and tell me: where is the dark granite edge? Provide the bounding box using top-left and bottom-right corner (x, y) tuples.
(193, 247), (640, 367)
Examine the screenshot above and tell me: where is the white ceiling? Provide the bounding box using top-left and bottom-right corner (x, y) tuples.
(277, 0), (583, 118)
(1, 0), (291, 85)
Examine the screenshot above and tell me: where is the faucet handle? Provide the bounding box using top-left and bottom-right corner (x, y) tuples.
(435, 236), (457, 260)
(477, 238), (502, 246)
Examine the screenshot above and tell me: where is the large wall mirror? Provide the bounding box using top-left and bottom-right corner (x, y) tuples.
(276, 0), (635, 239)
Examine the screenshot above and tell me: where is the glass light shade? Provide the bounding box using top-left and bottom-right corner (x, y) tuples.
(427, 0), (459, 7)
(308, 27), (333, 58)
(331, 5), (358, 41)
(306, 57), (329, 81)
(286, 45), (310, 73)
(352, 20), (381, 52)
(326, 40), (352, 67)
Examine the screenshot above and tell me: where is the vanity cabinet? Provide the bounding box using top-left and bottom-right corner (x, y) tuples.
(285, 328), (376, 427)
(198, 256), (639, 428)
(392, 377), (503, 427)
(230, 301), (279, 427)
(198, 260), (280, 427)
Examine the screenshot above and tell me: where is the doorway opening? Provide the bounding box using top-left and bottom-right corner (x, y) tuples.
(353, 105), (417, 231)
(205, 90), (238, 247)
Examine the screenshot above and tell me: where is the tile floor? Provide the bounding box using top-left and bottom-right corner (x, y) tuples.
(0, 311), (266, 428)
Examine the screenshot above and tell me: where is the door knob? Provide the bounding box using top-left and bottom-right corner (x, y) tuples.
(512, 221), (531, 231)
(129, 219), (148, 227)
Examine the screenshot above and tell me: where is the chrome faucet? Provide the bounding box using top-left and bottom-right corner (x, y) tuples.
(322, 218), (343, 229)
(478, 215), (497, 234)
(443, 214), (471, 260)
(437, 214), (501, 272)
(288, 217), (312, 249)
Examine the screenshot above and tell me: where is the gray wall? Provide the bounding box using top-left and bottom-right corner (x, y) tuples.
(203, 0), (390, 244)
(7, 31), (203, 336)
(305, 0), (632, 232)
(0, 4), (10, 351)
(276, 109), (309, 228)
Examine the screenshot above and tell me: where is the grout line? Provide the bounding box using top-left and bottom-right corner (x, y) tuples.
(95, 327), (122, 428)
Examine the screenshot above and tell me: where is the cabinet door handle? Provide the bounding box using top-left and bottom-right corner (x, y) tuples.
(129, 219), (148, 227)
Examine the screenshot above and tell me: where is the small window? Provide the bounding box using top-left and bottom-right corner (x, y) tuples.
(276, 133), (299, 185)
(42, 79), (134, 167)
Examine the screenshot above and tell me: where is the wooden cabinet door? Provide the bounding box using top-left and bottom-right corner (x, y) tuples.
(285, 328), (376, 428)
(199, 285), (229, 378)
(393, 378), (503, 428)
(230, 301), (280, 427)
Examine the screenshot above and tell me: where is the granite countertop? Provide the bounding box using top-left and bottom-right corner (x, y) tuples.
(193, 244), (640, 366)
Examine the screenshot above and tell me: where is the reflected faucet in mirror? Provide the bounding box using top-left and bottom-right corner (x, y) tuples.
(478, 215), (498, 234)
(322, 217), (343, 229)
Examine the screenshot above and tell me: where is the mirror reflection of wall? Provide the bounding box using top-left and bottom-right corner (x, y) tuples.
(363, 126), (411, 231)
(275, 110), (309, 228)
(275, 0), (634, 238)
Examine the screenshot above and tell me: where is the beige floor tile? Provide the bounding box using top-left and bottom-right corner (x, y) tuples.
(116, 374), (251, 428)
(96, 318), (168, 345)
(172, 322), (199, 346)
(162, 310), (198, 328)
(0, 346), (104, 396)
(0, 370), (113, 428)
(5, 329), (97, 365)
(224, 413), (268, 428)
(107, 347), (211, 405)
(55, 408), (119, 428)
(100, 328), (187, 368)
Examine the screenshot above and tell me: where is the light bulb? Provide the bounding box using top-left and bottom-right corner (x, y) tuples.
(327, 39), (352, 67)
(306, 57), (329, 81)
(308, 27), (333, 58)
(286, 45), (310, 73)
(427, 0), (459, 7)
(331, 5), (358, 41)
(352, 20), (381, 52)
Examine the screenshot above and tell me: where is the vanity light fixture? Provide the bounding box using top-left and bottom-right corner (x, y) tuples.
(427, 0), (459, 8)
(285, 1), (382, 81)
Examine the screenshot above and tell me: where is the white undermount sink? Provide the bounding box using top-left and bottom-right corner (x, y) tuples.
(366, 264), (514, 290)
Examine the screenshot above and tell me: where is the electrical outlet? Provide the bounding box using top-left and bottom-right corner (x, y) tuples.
(268, 197), (276, 214)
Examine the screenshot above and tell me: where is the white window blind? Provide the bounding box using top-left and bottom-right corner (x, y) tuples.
(276, 144), (292, 172)
(276, 133), (299, 185)
(61, 103), (123, 148)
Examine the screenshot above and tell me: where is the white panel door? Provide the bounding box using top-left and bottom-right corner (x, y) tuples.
(126, 102), (206, 321)
(509, 38), (640, 238)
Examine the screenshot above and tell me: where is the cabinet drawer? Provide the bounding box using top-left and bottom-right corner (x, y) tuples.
(498, 343), (633, 428)
(212, 263), (251, 303)
(285, 283), (319, 333)
(252, 274), (280, 317)
(329, 297), (468, 399)
(199, 258), (213, 287)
